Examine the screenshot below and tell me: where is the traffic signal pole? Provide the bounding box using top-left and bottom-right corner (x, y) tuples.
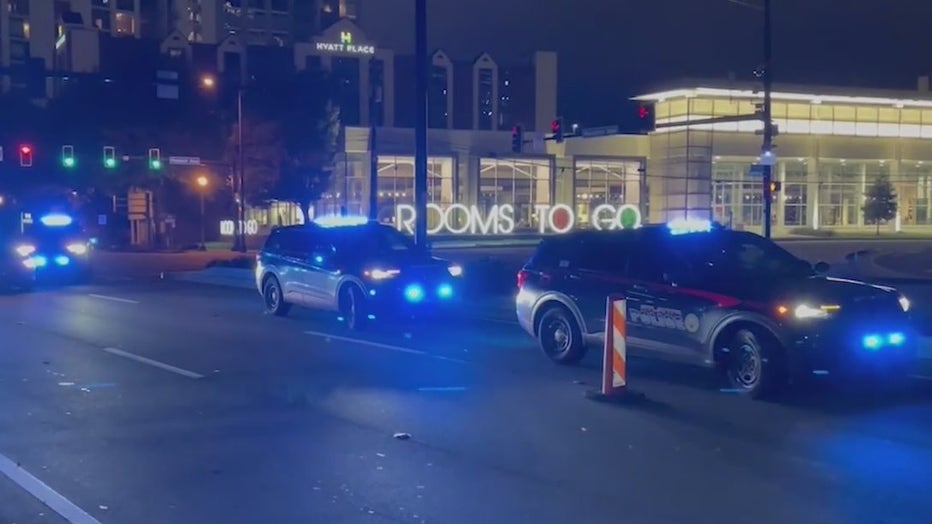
(413, 0), (429, 251)
(761, 0), (774, 239)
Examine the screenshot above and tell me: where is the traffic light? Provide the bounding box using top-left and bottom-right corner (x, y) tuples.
(103, 146), (117, 168)
(19, 145), (33, 167)
(62, 145), (75, 168)
(551, 118), (564, 143)
(511, 125), (523, 153)
(769, 181), (782, 193)
(148, 148), (161, 170)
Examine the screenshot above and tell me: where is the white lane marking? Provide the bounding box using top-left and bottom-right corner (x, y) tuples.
(0, 452), (103, 524)
(88, 294), (139, 305)
(303, 331), (467, 364)
(470, 316), (518, 326)
(417, 386), (468, 392)
(910, 374), (932, 381)
(99, 347), (204, 379)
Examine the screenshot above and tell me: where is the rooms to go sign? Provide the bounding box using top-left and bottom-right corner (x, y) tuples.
(394, 203), (641, 235)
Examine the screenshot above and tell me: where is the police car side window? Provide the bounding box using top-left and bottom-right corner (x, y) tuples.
(576, 239), (626, 273)
(627, 245), (692, 284)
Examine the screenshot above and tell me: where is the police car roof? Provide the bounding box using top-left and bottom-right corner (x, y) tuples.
(541, 222), (730, 244)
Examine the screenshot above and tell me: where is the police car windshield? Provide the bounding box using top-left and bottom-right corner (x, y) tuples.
(330, 225), (415, 254)
(677, 233), (810, 280)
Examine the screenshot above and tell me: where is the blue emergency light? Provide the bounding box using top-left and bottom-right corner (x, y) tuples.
(40, 213), (74, 227)
(314, 215), (370, 228)
(667, 218), (713, 235)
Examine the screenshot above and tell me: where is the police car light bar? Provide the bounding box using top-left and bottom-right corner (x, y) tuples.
(314, 215), (370, 228)
(39, 214), (74, 227)
(667, 218), (712, 235)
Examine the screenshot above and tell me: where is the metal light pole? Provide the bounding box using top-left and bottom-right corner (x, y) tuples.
(234, 87), (247, 251)
(197, 175), (208, 249)
(761, 0), (774, 239)
(368, 59), (381, 221)
(413, 0), (429, 250)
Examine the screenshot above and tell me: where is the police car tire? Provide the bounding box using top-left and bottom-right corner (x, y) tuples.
(725, 328), (784, 399)
(339, 284), (368, 331)
(263, 276), (291, 317)
(537, 306), (586, 365)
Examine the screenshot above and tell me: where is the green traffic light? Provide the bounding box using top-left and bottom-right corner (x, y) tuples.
(150, 160), (162, 170)
(63, 157), (75, 168)
(104, 158), (116, 168)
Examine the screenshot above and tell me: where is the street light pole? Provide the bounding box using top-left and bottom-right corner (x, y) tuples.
(413, 0), (429, 251)
(200, 191), (206, 249)
(761, 0), (774, 239)
(235, 87), (247, 252)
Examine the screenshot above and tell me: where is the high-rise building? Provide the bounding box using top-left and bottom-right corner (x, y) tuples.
(163, 0), (354, 46)
(1, 0), (150, 95)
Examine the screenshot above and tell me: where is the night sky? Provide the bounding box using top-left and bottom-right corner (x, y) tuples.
(360, 0), (932, 130)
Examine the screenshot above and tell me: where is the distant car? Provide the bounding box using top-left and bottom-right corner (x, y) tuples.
(20, 213), (93, 283)
(1, 230), (37, 292)
(255, 217), (464, 329)
(515, 220), (917, 398)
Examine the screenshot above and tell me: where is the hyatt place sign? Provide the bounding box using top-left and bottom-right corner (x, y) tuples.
(315, 31), (375, 55)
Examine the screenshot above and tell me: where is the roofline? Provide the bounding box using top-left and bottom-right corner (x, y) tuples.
(632, 80), (932, 109)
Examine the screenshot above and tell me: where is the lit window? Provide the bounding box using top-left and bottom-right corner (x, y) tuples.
(114, 12), (136, 35)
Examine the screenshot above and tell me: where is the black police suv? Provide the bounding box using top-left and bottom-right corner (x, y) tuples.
(21, 213), (93, 283)
(256, 217), (464, 330)
(516, 220), (916, 398)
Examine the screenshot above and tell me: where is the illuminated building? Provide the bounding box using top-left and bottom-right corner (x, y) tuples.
(634, 80), (932, 233)
(300, 79), (932, 237)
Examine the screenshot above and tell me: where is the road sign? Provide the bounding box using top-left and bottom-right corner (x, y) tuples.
(581, 125), (620, 138)
(749, 164), (766, 177)
(168, 156), (201, 166)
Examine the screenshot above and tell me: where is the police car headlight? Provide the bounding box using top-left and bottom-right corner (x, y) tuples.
(791, 303), (840, 320)
(365, 268), (400, 280)
(15, 244), (36, 257)
(898, 294), (910, 312)
(66, 242), (89, 256)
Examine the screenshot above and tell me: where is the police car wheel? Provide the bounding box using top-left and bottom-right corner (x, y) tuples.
(263, 276), (290, 317)
(537, 306), (586, 365)
(725, 329), (782, 398)
(339, 285), (368, 331)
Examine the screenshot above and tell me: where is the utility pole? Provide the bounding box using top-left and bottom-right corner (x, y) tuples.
(235, 87), (247, 252)
(761, 0), (774, 239)
(368, 58), (380, 221)
(413, 0), (429, 251)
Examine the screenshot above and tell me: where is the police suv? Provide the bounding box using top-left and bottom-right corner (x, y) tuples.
(515, 220), (916, 398)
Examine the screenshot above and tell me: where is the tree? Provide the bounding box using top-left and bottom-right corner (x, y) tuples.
(227, 67), (339, 223)
(863, 175), (898, 235)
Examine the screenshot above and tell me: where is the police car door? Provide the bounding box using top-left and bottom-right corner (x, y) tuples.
(624, 244), (707, 365)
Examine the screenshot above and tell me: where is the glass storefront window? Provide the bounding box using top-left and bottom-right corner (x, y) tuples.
(712, 160), (764, 227)
(783, 161), (808, 227)
(818, 161), (864, 227)
(478, 158), (551, 230)
(898, 162), (932, 225)
(374, 156), (453, 224)
(573, 160), (641, 226)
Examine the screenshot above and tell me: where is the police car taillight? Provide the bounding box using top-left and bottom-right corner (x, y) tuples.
(517, 269), (530, 288)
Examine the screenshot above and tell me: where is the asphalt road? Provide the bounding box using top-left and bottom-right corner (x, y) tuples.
(1, 279), (932, 524)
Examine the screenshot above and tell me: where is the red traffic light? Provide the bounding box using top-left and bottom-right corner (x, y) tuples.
(551, 120), (561, 133)
(20, 145), (32, 154)
(638, 106), (649, 119)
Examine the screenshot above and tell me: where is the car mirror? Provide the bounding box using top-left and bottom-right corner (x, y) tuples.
(814, 261), (830, 274)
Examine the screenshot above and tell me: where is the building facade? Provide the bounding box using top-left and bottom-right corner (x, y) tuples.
(1, 0), (148, 94)
(264, 80), (932, 239)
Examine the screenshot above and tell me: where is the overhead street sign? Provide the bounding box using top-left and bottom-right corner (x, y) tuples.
(581, 125), (620, 138)
(168, 156), (201, 166)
